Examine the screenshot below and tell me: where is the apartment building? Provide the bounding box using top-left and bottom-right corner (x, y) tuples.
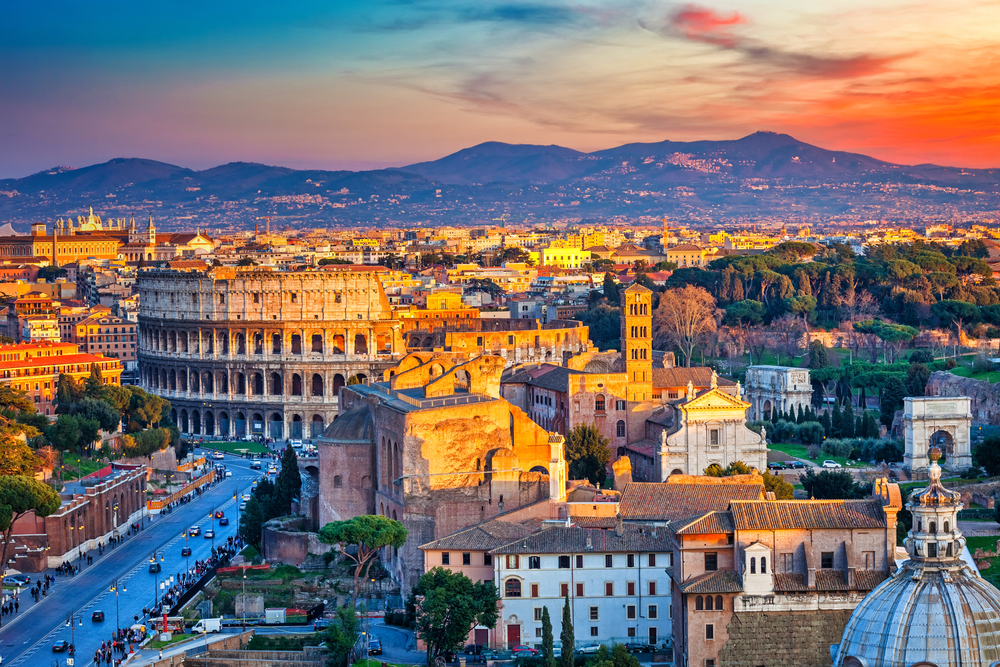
(73, 312), (138, 370)
(0, 341), (124, 414)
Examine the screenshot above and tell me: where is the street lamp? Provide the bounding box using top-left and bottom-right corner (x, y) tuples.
(241, 567), (247, 630)
(150, 550), (165, 608)
(110, 578), (126, 631)
(66, 611), (83, 656)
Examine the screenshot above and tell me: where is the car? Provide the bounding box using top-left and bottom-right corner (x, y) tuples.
(181, 547), (192, 557)
(205, 530), (215, 539)
(219, 517), (229, 526)
(313, 619), (330, 631)
(368, 638), (382, 655)
(464, 645), (484, 656)
(625, 642), (655, 654)
(213, 451), (224, 460)
(214, 510), (224, 518)
(190, 526), (201, 536)
(788, 461), (807, 469)
(822, 460), (842, 469)
(575, 644), (604, 655)
(267, 466), (278, 474)
(149, 562), (161, 573)
(239, 502), (247, 511)
(3, 576), (29, 587)
(767, 461), (788, 470)
(512, 645), (539, 657)
(52, 640), (71, 653)
(241, 493), (252, 502)
(225, 470), (233, 477)
(241, 435), (255, 442)
(250, 462), (262, 470)
(92, 611), (105, 622)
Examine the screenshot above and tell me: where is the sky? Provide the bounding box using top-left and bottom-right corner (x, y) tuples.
(1, 0), (999, 178)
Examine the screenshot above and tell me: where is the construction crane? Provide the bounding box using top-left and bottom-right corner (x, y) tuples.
(491, 214), (508, 229)
(255, 216), (271, 237)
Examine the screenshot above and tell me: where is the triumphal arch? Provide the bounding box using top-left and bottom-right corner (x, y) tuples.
(903, 396), (973, 473)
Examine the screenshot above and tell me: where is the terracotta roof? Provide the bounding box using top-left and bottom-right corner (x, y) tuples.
(491, 524), (671, 555)
(420, 519), (538, 551)
(669, 244), (704, 252)
(772, 573), (808, 592)
(677, 569), (743, 594)
(624, 439), (656, 458)
(573, 517), (617, 529)
(852, 569), (890, 591)
(619, 480), (765, 522)
(653, 366), (734, 389)
(671, 511), (735, 535)
(730, 499), (886, 531)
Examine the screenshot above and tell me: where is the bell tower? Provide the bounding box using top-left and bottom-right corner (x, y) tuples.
(620, 283), (653, 403)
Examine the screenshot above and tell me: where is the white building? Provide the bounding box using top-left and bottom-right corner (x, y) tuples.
(492, 522), (673, 650)
(743, 366), (813, 420)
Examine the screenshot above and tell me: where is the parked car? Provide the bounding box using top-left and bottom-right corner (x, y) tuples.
(239, 502), (247, 511)
(3, 576), (29, 587)
(181, 547), (192, 557)
(767, 461), (787, 470)
(52, 640), (71, 653)
(576, 644), (604, 655)
(92, 611), (105, 622)
(225, 470), (233, 477)
(190, 526), (201, 536)
(148, 562), (161, 574)
(313, 619), (330, 631)
(368, 638), (382, 656)
(213, 452), (224, 460)
(512, 645), (539, 657)
(464, 645), (484, 656)
(241, 494), (252, 502)
(219, 517), (230, 526)
(250, 461), (262, 470)
(625, 642), (655, 653)
(788, 461), (807, 469)
(822, 460), (842, 469)
(205, 530), (215, 539)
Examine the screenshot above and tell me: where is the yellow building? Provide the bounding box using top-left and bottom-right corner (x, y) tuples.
(666, 244), (707, 268)
(528, 246), (592, 269)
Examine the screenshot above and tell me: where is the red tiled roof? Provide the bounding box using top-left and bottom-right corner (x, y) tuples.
(671, 511), (735, 535)
(0, 353), (120, 371)
(677, 569), (743, 594)
(491, 524), (671, 555)
(619, 480), (765, 522)
(774, 569), (888, 592)
(419, 519), (537, 551)
(653, 366), (735, 389)
(730, 499), (886, 531)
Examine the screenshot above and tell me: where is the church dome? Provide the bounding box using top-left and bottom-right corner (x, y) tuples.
(318, 404), (373, 443)
(833, 448), (1000, 667)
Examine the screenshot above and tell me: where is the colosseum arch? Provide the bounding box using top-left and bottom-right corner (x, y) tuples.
(170, 408), (177, 424)
(333, 374), (345, 395)
(206, 332), (214, 353)
(355, 334), (368, 355)
(272, 333), (282, 354)
(218, 371), (228, 394)
(235, 372), (246, 394)
(191, 410), (201, 435)
(220, 411), (231, 436)
(179, 331), (188, 352)
(311, 373), (323, 396)
(169, 331), (177, 352)
(252, 373), (264, 395)
(218, 331), (228, 354)
(311, 334), (323, 353)
(292, 374), (303, 396)
(203, 372), (213, 394)
(333, 335), (345, 354)
(291, 334), (302, 354)
(269, 413), (283, 439)
(271, 372), (283, 396)
(179, 369), (188, 391)
(311, 414), (324, 437)
(190, 370), (199, 392)
(236, 333), (246, 355)
(159, 368), (167, 388)
(169, 369), (176, 390)
(204, 411), (214, 436)
(290, 414), (303, 439)
(253, 333), (263, 355)
(179, 409), (189, 433)
(234, 412), (245, 437)
(251, 413), (264, 435)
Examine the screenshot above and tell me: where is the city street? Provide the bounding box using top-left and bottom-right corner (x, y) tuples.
(0, 449), (270, 667)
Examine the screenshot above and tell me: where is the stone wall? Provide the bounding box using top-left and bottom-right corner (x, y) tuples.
(261, 517), (332, 567)
(719, 609), (854, 667)
(926, 371), (1000, 424)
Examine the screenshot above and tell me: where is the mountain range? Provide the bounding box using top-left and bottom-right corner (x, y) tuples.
(1, 132), (999, 228)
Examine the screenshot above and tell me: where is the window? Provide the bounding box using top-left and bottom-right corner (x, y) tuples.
(706, 661), (716, 667)
(507, 555), (519, 569)
(504, 579), (522, 597)
(616, 399), (625, 410)
(821, 552), (834, 569)
(627, 627), (636, 638)
(627, 605), (636, 619)
(534, 608), (543, 621)
(576, 583), (584, 597)
(442, 553), (450, 565)
(559, 556), (571, 569)
(484, 553), (493, 566)
(695, 596), (703, 611)
(627, 582), (636, 596)
(715, 596), (723, 611)
(561, 583), (569, 597)
(705, 624), (714, 640)
(463, 553), (471, 566)
(627, 554), (635, 568)
(706, 595), (714, 611)
(710, 429), (719, 446)
(576, 555), (583, 568)
(605, 555), (613, 568)
(605, 582), (614, 596)
(928, 542), (938, 557)
(648, 554), (656, 567)
(589, 606), (599, 620)
(705, 553), (718, 571)
(648, 605), (657, 619)
(750, 557), (756, 574)
(531, 584), (539, 598)
(535, 628), (542, 638)
(761, 557), (766, 574)
(781, 552), (793, 572)
(648, 581), (656, 595)
(616, 420), (626, 437)
(590, 627), (599, 637)
(529, 556), (541, 569)
(595, 395), (606, 411)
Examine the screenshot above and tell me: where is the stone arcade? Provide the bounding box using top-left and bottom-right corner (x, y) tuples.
(744, 366), (813, 420)
(902, 396), (973, 474)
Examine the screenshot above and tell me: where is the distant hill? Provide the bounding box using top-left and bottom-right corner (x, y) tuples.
(403, 141), (588, 184)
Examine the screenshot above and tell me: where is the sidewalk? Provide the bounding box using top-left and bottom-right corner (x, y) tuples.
(127, 630), (248, 667)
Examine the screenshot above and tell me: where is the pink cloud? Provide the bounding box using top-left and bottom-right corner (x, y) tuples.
(670, 4), (748, 47)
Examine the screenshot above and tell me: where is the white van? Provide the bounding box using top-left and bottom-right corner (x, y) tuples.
(191, 618), (223, 634)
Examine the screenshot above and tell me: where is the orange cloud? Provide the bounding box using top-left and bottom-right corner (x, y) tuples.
(670, 4), (748, 47)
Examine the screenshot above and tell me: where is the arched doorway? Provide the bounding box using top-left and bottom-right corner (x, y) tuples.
(929, 429), (955, 461)
(251, 413), (265, 436)
(333, 374), (345, 396)
(312, 374), (323, 396)
(354, 334), (368, 355)
(311, 414), (324, 438)
(204, 411), (215, 436)
(234, 412), (246, 438)
(219, 412), (231, 437)
(290, 414), (303, 439)
(761, 399), (772, 420)
(269, 413), (283, 440)
(179, 409), (189, 433)
(191, 410), (201, 435)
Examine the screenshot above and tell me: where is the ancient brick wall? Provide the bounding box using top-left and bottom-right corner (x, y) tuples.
(926, 371), (1000, 424)
(719, 610), (853, 667)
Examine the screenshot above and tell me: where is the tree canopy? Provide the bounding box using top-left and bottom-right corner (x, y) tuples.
(319, 515), (408, 606)
(409, 568), (499, 667)
(565, 423), (611, 485)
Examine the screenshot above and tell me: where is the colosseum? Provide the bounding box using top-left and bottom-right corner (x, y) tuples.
(137, 266), (404, 440)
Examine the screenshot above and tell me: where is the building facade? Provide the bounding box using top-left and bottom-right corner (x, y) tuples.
(137, 265), (404, 439)
(0, 341), (124, 415)
(743, 365), (813, 420)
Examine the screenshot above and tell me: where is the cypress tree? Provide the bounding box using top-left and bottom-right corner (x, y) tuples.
(541, 607), (555, 667)
(821, 409), (832, 438)
(720, 268), (733, 303)
(856, 415), (864, 438)
(732, 276), (745, 301)
(797, 271), (813, 297)
(865, 411), (880, 438)
(832, 401), (843, 438)
(797, 404), (805, 424)
(560, 595), (574, 667)
(843, 402), (856, 438)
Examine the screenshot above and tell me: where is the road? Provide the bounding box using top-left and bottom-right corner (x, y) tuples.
(0, 448), (274, 667)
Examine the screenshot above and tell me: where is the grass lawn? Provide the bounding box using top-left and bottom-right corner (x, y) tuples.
(355, 660), (415, 667)
(965, 536), (1000, 588)
(898, 477), (974, 493)
(61, 454), (104, 480)
(199, 440), (270, 455)
(949, 367), (1000, 384)
(147, 634), (199, 650)
(767, 442), (861, 468)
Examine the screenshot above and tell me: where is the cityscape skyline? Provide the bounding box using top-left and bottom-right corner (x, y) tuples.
(3, 0), (1000, 178)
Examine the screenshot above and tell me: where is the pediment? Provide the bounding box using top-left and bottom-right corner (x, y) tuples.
(683, 388), (749, 410)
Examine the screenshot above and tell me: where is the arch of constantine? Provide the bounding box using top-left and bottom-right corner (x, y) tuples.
(902, 396), (973, 473)
(137, 266), (404, 440)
